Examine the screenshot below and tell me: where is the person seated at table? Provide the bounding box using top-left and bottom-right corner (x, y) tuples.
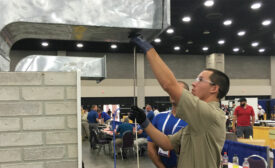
(112, 117), (133, 156)
(133, 124), (147, 156)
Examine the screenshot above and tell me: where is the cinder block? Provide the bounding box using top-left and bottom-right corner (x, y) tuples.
(0, 132), (42, 147)
(22, 87), (64, 100)
(0, 87), (19, 100)
(46, 131), (77, 144)
(0, 118), (20, 131)
(44, 72), (76, 85)
(23, 146), (65, 160)
(45, 102), (77, 115)
(46, 160), (77, 168)
(66, 87), (77, 99)
(0, 102), (42, 117)
(1, 162), (43, 168)
(0, 72), (42, 85)
(23, 117), (65, 130)
(68, 144), (78, 158)
(67, 116), (77, 129)
(0, 148), (21, 162)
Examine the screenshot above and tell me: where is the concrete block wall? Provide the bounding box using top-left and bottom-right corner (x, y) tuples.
(0, 72), (78, 168)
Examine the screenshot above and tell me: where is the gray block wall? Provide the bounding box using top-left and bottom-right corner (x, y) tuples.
(0, 72), (78, 168)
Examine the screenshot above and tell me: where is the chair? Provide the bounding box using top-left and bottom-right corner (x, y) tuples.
(120, 131), (135, 160)
(247, 154), (268, 168)
(91, 128), (112, 154)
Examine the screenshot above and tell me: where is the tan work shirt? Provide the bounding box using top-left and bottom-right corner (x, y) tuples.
(168, 89), (226, 168)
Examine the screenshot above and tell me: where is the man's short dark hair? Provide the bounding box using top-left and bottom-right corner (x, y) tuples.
(177, 81), (190, 91)
(205, 68), (230, 99)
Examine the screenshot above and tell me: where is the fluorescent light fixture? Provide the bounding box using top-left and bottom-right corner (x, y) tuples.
(202, 46), (209, 51)
(41, 42), (49, 47)
(259, 48), (265, 53)
(203, 30), (210, 35)
(154, 38), (161, 43)
(166, 28), (174, 34)
(237, 31), (246, 36)
(174, 46), (180, 51)
(223, 19), (232, 26)
(251, 2), (262, 10)
(76, 43), (84, 48)
(110, 44), (117, 49)
(187, 41), (193, 44)
(182, 16), (191, 22)
(233, 47), (240, 52)
(262, 19), (272, 26)
(251, 42), (259, 47)
(218, 40), (225, 45)
(204, 0), (214, 7)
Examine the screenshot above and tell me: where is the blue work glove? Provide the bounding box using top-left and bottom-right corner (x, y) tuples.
(131, 36), (153, 53)
(128, 106), (150, 129)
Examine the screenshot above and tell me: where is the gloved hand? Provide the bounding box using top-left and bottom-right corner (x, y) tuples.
(131, 36), (153, 53)
(128, 106), (150, 129)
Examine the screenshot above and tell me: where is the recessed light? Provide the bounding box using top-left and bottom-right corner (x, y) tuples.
(223, 19), (232, 26)
(41, 42), (49, 47)
(233, 47), (240, 52)
(174, 46), (180, 51)
(166, 28), (174, 34)
(202, 46), (209, 51)
(182, 16), (191, 22)
(262, 19), (272, 26)
(203, 30), (210, 35)
(185, 49), (189, 53)
(251, 2), (262, 10)
(204, 0), (214, 7)
(251, 42), (259, 47)
(110, 44), (117, 49)
(76, 43), (84, 48)
(218, 40), (225, 45)
(187, 41), (193, 44)
(154, 38), (161, 43)
(259, 48), (265, 53)
(237, 31), (246, 36)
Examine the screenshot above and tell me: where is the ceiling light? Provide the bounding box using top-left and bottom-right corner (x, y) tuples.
(223, 19), (232, 26)
(251, 42), (259, 47)
(218, 40), (225, 45)
(41, 42), (49, 47)
(233, 47), (240, 52)
(202, 46), (209, 51)
(259, 48), (265, 53)
(262, 19), (272, 26)
(76, 43), (84, 48)
(187, 41), (193, 44)
(237, 31), (246, 36)
(251, 2), (262, 10)
(174, 46), (180, 51)
(204, 0), (214, 7)
(154, 38), (161, 43)
(182, 16), (191, 22)
(203, 30), (210, 35)
(166, 28), (174, 34)
(110, 44), (117, 49)
(185, 49), (189, 53)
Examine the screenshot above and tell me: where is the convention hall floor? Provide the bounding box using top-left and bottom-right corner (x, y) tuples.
(82, 140), (155, 168)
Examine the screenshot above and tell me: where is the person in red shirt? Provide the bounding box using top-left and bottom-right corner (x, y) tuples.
(232, 98), (255, 138)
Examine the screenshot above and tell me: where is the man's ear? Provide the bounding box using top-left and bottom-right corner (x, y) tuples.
(210, 85), (219, 95)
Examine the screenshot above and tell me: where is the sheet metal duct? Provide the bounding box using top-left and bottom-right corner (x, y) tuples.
(15, 55), (106, 82)
(0, 0), (170, 72)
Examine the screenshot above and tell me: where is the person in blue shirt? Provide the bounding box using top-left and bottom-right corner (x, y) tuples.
(134, 124), (148, 156)
(112, 117), (133, 156)
(100, 110), (111, 124)
(87, 105), (99, 149)
(147, 81), (189, 168)
(145, 104), (155, 122)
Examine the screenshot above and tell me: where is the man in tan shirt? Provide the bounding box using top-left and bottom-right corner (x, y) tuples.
(129, 36), (230, 168)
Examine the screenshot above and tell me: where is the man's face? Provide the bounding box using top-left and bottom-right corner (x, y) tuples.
(145, 105), (152, 112)
(191, 70), (216, 100)
(240, 101), (246, 107)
